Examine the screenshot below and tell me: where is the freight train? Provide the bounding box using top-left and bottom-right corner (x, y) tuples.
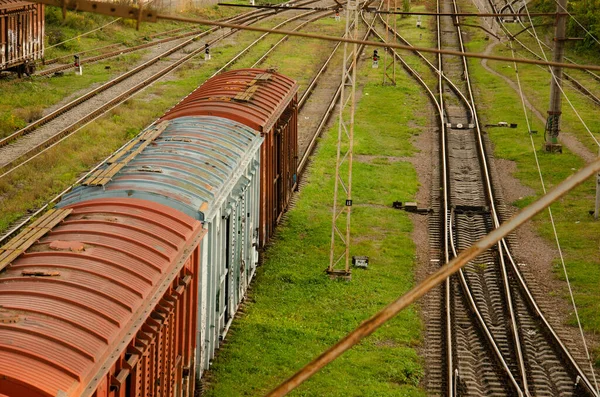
(0, 0), (44, 76)
(0, 68), (298, 396)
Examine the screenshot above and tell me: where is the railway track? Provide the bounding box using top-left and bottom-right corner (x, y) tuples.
(0, 1), (327, 177)
(365, 0), (599, 394)
(436, 0), (598, 393)
(40, 26), (193, 67)
(37, 27), (208, 76)
(0, 0), (345, 241)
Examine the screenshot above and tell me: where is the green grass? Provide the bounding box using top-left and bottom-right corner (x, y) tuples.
(0, 16), (293, 230)
(202, 44), (427, 397)
(0, 53), (144, 137)
(0, 3), (254, 137)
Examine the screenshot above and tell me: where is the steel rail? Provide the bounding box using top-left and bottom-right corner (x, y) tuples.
(500, 238), (600, 396)
(485, 0), (600, 392)
(0, 6), (279, 151)
(375, 14), (475, 122)
(0, 28), (212, 151)
(252, 11), (335, 68)
(211, 9), (326, 77)
(266, 157), (600, 396)
(0, 31), (223, 177)
(448, 0), (600, 393)
(365, 17), (440, 108)
(448, 209), (525, 396)
(368, 10), (457, 395)
(43, 42), (124, 65)
(362, 3), (597, 394)
(298, 39), (341, 108)
(373, 10), (564, 16)
(435, 0), (454, 393)
(450, 0), (531, 390)
(37, 27), (211, 76)
(37, 7), (279, 76)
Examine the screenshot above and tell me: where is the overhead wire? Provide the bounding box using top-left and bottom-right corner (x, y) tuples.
(45, 17), (122, 50)
(509, 1), (600, 391)
(550, 0), (600, 47)
(520, 0), (600, 147)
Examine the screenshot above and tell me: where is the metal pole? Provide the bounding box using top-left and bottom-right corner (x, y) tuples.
(383, 0), (390, 84)
(328, 0), (359, 279)
(544, 0), (568, 152)
(595, 149), (600, 220)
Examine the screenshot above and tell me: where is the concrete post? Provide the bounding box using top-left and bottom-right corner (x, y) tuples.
(544, 0), (568, 152)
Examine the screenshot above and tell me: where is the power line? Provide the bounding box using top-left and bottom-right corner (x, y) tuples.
(30, 0), (600, 72)
(265, 158), (600, 397)
(218, 4), (565, 17)
(507, 37), (600, 393)
(550, 0), (600, 47)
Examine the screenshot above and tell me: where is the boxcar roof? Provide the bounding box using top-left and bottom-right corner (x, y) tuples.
(160, 69), (299, 133)
(60, 116), (262, 221)
(0, 198), (203, 397)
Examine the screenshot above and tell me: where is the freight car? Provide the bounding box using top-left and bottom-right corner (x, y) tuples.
(0, 68), (298, 396)
(0, 0), (44, 76)
(161, 68), (299, 247)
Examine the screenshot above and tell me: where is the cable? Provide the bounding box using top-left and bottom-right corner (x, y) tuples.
(551, 0), (600, 47)
(46, 18), (122, 50)
(508, 24), (600, 393)
(520, 0), (600, 148)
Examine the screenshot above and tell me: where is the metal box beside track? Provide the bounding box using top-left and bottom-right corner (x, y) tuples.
(0, 0), (44, 74)
(161, 68), (299, 248)
(60, 115), (264, 378)
(0, 198), (204, 397)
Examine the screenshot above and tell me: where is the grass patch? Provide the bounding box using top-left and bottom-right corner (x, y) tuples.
(202, 45), (427, 397)
(0, 3), (253, 138)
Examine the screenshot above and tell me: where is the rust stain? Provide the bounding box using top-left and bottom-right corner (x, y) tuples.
(49, 240), (85, 252)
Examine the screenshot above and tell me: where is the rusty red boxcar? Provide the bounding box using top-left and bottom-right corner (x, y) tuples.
(161, 68), (299, 247)
(0, 199), (204, 397)
(0, 0), (44, 75)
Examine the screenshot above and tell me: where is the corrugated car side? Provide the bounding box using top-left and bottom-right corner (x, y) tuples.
(0, 198), (204, 397)
(60, 115), (263, 378)
(0, 0), (44, 73)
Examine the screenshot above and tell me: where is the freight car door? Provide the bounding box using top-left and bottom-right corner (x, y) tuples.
(0, 16), (5, 67)
(222, 214), (231, 337)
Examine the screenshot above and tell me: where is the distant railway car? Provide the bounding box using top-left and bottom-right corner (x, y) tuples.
(161, 68), (299, 247)
(0, 199), (204, 397)
(0, 0), (44, 75)
(60, 115), (264, 376)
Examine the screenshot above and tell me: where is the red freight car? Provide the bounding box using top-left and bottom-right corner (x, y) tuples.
(0, 198), (204, 397)
(161, 68), (299, 247)
(0, 0), (44, 75)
